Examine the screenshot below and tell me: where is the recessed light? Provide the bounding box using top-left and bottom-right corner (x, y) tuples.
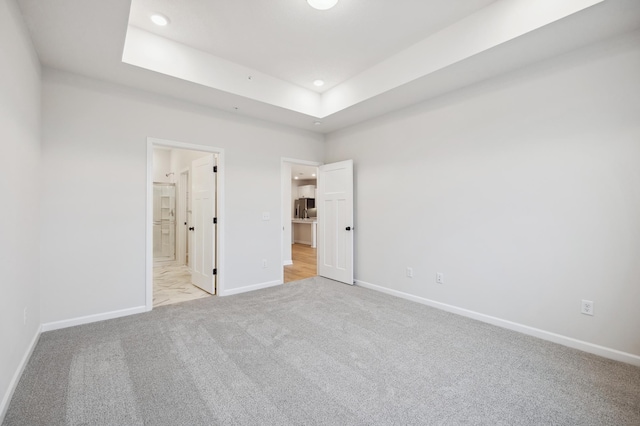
(150, 14), (169, 26)
(313, 80), (325, 87)
(314, 121), (322, 126)
(294, 176), (299, 180)
(312, 174), (316, 177)
(307, 0), (338, 11)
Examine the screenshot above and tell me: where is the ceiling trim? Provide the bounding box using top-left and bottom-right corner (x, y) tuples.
(123, 26), (321, 116)
(320, 0), (604, 116)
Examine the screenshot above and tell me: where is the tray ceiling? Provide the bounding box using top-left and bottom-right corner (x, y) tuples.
(17, 0), (640, 133)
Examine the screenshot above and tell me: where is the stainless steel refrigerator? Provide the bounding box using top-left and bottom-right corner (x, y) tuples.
(294, 198), (315, 218)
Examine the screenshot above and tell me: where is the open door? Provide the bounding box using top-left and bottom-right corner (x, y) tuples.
(317, 160), (354, 285)
(191, 154), (216, 294)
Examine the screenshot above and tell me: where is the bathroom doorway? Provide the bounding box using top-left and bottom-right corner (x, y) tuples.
(148, 139), (224, 308)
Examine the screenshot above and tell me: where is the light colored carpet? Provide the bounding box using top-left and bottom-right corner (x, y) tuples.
(4, 277), (640, 425)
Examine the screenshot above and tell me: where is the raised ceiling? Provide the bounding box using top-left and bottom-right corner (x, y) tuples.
(128, 0), (497, 93)
(16, 0), (640, 134)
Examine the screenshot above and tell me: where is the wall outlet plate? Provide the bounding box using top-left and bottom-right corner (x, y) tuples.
(581, 299), (594, 316)
(406, 267), (413, 278)
(436, 273), (444, 284)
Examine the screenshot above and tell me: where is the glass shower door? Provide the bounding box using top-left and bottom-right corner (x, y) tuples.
(153, 183), (176, 261)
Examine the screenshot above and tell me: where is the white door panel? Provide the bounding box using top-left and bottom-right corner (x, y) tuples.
(318, 160), (353, 285)
(191, 155), (216, 294)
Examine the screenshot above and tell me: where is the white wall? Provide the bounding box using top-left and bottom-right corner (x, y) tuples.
(169, 148), (211, 175)
(325, 30), (640, 357)
(40, 69), (324, 324)
(152, 148), (171, 183)
(153, 147), (207, 184)
(0, 0), (41, 417)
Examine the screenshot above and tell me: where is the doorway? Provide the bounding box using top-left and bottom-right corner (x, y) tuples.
(281, 158), (355, 286)
(146, 138), (225, 310)
(282, 159), (321, 283)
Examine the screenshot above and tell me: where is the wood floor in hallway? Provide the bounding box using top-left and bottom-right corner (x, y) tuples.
(284, 244), (317, 283)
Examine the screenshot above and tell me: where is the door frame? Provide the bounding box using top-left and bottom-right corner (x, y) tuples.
(280, 157), (322, 284)
(146, 137), (225, 311)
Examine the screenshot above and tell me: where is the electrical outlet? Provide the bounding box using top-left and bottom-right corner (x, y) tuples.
(262, 259), (268, 268)
(406, 267), (413, 278)
(436, 273), (444, 284)
(262, 212), (270, 221)
(581, 300), (594, 316)
(23, 307), (27, 326)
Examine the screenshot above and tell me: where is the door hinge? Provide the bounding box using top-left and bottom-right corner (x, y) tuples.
(213, 217), (217, 224)
(213, 268), (217, 275)
(213, 166), (217, 173)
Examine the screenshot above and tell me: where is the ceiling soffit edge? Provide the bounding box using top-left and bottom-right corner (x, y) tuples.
(122, 0), (603, 120)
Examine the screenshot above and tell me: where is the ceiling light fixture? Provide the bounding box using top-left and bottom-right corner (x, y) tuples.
(294, 176), (299, 180)
(150, 14), (169, 26)
(314, 121), (322, 126)
(313, 80), (325, 87)
(307, 0), (338, 11)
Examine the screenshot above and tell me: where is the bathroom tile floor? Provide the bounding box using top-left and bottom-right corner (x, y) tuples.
(153, 261), (211, 307)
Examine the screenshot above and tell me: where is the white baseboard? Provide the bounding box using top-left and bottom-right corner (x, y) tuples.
(41, 305), (147, 332)
(0, 325), (41, 423)
(294, 239), (312, 245)
(283, 260), (293, 266)
(219, 280), (282, 297)
(355, 279), (640, 367)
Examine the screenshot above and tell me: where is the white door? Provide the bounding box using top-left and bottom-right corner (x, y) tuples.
(191, 155), (216, 294)
(317, 160), (354, 285)
(177, 171), (189, 266)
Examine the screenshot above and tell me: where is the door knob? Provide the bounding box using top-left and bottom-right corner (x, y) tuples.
(189, 227), (195, 231)
(345, 226), (351, 231)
